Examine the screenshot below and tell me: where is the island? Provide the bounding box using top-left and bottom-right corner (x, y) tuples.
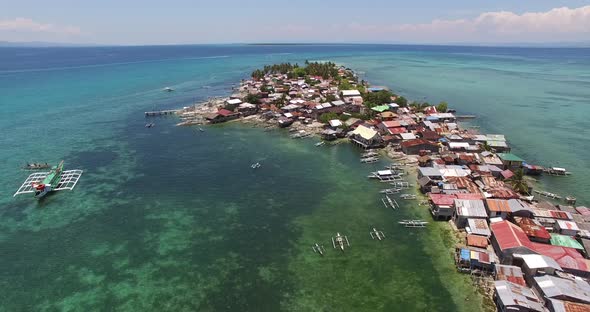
(163, 61), (590, 311)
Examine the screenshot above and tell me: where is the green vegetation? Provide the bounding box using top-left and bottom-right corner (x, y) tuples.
(244, 94), (260, 104)
(318, 112), (340, 124)
(507, 169), (530, 194)
(395, 96), (408, 107)
(363, 90), (395, 108)
(251, 61), (339, 80)
(436, 101), (448, 113)
(324, 94), (337, 102)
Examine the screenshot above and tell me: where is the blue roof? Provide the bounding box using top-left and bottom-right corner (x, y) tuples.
(460, 249), (470, 261)
(426, 116), (439, 121)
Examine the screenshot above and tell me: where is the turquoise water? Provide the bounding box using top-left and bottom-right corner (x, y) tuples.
(0, 45), (588, 311)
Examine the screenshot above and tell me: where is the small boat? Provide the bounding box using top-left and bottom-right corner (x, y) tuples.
(379, 188), (401, 194)
(360, 157), (379, 163)
(145, 123), (155, 128)
(368, 170), (402, 182)
(400, 194), (417, 200)
(370, 228), (385, 241)
(23, 163), (51, 170)
(163, 87), (174, 92)
(399, 220), (428, 228)
(315, 141), (325, 147)
(198, 127), (205, 132)
(331, 232), (350, 252)
(251, 162), (261, 169)
(544, 167), (571, 176)
(312, 243), (325, 256)
(361, 151), (378, 158)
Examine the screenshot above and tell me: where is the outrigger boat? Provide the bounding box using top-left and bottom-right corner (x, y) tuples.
(381, 195), (399, 210)
(14, 160), (83, 199)
(315, 141), (325, 147)
(198, 127), (205, 132)
(399, 220), (428, 228)
(400, 194), (417, 200)
(370, 228), (385, 241)
(361, 151), (378, 158)
(22, 162), (51, 170)
(379, 188), (401, 194)
(331, 232), (350, 252)
(360, 156), (379, 163)
(312, 243), (326, 256)
(251, 162), (261, 169)
(163, 87), (174, 92)
(368, 170), (402, 182)
(145, 122), (155, 128)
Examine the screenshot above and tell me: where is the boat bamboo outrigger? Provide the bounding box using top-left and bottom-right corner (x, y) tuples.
(370, 228), (385, 241)
(312, 243), (326, 256)
(399, 220), (428, 228)
(251, 162), (261, 169)
(13, 161), (83, 199)
(379, 188), (401, 195)
(400, 194), (417, 200)
(382, 195), (399, 210)
(361, 157), (379, 163)
(368, 170), (402, 182)
(332, 232), (350, 252)
(22, 162), (51, 170)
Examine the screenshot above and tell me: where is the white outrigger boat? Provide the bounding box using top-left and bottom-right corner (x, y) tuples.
(251, 162), (261, 169)
(361, 156), (379, 163)
(332, 232), (350, 252)
(312, 243), (326, 256)
(391, 181), (412, 188)
(370, 228), (385, 241)
(400, 194), (417, 200)
(368, 170), (402, 182)
(14, 160), (83, 199)
(315, 141), (325, 147)
(544, 167), (571, 176)
(362, 151), (378, 158)
(381, 195), (399, 210)
(163, 87), (174, 92)
(399, 220), (428, 228)
(379, 188), (401, 195)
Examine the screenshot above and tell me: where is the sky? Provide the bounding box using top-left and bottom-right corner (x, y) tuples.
(0, 0), (589, 45)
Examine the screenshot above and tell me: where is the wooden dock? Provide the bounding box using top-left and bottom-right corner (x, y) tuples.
(145, 109), (180, 117)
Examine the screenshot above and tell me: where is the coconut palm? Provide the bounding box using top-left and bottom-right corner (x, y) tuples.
(507, 169), (529, 194)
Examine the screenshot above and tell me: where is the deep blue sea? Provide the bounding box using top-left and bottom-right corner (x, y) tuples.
(1, 44), (589, 311)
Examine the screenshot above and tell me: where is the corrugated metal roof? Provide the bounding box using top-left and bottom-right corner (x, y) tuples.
(486, 199), (512, 213)
(494, 281), (544, 311)
(551, 234), (585, 250)
(514, 253), (562, 270)
(455, 199), (487, 218)
(468, 218), (491, 237)
(429, 193), (456, 206)
(515, 217), (551, 240)
(467, 234), (489, 248)
(534, 275), (590, 304)
(495, 264), (526, 286)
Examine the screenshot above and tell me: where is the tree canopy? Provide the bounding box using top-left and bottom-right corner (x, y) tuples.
(436, 101), (448, 113)
(363, 90), (394, 106)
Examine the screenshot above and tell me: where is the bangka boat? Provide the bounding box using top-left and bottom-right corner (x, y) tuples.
(315, 141), (325, 147)
(199, 127), (205, 132)
(13, 160), (83, 199)
(22, 163), (51, 170)
(251, 162), (261, 169)
(163, 87), (174, 92)
(379, 188), (401, 194)
(145, 123), (155, 128)
(544, 167), (571, 176)
(399, 220), (428, 228)
(370, 228), (385, 241)
(312, 243), (326, 256)
(360, 157), (379, 163)
(332, 232), (350, 252)
(368, 170), (401, 182)
(400, 194), (417, 200)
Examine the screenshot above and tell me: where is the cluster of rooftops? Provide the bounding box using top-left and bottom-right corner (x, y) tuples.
(200, 63), (588, 311)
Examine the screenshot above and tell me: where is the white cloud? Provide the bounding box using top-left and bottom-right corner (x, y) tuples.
(0, 17), (81, 35)
(346, 6), (590, 43)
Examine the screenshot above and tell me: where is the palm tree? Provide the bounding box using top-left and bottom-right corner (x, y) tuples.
(507, 169), (529, 194)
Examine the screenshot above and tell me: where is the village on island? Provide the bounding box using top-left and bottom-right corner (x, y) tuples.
(146, 61), (590, 312)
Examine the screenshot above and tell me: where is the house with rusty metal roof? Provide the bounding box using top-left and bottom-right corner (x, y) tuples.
(494, 280), (545, 312)
(453, 199), (487, 228)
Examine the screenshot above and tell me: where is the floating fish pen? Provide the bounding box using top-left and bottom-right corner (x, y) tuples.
(145, 109), (180, 117)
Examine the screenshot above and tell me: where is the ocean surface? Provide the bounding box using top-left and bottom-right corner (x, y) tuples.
(0, 44), (588, 311)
